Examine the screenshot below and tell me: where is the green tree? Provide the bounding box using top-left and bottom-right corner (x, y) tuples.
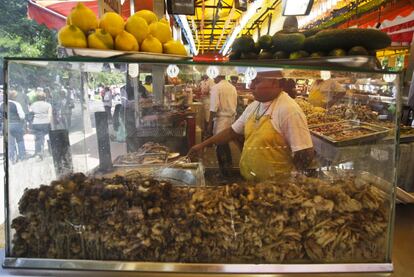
(1, 0), (58, 84)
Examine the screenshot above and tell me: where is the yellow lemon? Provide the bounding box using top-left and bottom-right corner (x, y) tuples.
(125, 15), (149, 44)
(134, 10), (158, 25)
(58, 25), (87, 48)
(163, 40), (187, 56)
(67, 3), (98, 33)
(115, 31), (138, 51)
(141, 35), (162, 53)
(159, 17), (169, 25)
(149, 21), (172, 44)
(88, 29), (114, 49)
(99, 12), (125, 38)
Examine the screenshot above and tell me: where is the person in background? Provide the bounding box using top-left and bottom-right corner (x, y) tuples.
(14, 88), (31, 131)
(308, 78), (346, 108)
(113, 83), (140, 143)
(102, 86), (113, 122)
(44, 88), (53, 103)
(200, 75), (216, 132)
(230, 75), (239, 86)
(60, 89), (74, 129)
(143, 75), (153, 94)
(0, 90), (26, 162)
(230, 75), (244, 90)
(138, 81), (148, 99)
(208, 75), (238, 177)
(189, 75), (314, 182)
(30, 91), (52, 160)
(15, 88), (30, 115)
(280, 78), (297, 99)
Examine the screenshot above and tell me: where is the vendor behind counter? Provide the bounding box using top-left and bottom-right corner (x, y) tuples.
(308, 79), (346, 108)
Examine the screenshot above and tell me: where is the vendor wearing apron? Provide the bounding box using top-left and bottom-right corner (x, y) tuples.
(308, 78), (346, 108)
(189, 75), (314, 182)
(208, 75), (238, 177)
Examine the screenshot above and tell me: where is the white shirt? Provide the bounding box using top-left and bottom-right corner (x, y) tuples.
(30, 101), (52, 125)
(232, 92), (313, 152)
(200, 78), (215, 94)
(209, 80), (238, 117)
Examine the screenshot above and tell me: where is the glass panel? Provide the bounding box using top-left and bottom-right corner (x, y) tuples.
(4, 58), (399, 264)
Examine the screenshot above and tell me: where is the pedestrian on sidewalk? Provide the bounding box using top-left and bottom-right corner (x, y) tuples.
(102, 87), (113, 123)
(0, 90), (27, 162)
(30, 91), (52, 160)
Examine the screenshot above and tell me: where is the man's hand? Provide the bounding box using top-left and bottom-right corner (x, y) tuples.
(293, 148), (315, 170)
(187, 144), (204, 160)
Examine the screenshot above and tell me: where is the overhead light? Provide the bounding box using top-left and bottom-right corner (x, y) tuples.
(206, 66), (219, 79)
(175, 15), (198, 55)
(383, 74), (396, 83)
(167, 65), (180, 78)
(128, 64), (139, 78)
(282, 0), (314, 16)
(220, 0), (264, 56)
(320, 70), (331, 80)
(245, 67), (257, 81)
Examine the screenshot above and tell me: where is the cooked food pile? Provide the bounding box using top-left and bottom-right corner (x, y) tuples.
(295, 98), (341, 125)
(327, 104), (379, 122)
(295, 99), (379, 126)
(12, 172), (389, 263)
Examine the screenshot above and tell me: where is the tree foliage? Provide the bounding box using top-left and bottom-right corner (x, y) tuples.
(88, 72), (126, 89)
(1, 0), (58, 84)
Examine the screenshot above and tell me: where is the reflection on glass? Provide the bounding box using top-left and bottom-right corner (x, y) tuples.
(5, 60), (399, 266)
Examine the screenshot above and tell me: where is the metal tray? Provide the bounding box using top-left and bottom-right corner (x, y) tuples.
(309, 120), (390, 146)
(400, 127), (414, 143)
(57, 47), (192, 61)
(113, 152), (168, 166)
(96, 162), (205, 187)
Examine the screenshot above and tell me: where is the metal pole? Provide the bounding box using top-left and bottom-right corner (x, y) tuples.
(49, 129), (73, 176)
(94, 111), (112, 171)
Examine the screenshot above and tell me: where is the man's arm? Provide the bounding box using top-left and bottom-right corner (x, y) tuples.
(188, 127), (241, 157)
(292, 148), (314, 170)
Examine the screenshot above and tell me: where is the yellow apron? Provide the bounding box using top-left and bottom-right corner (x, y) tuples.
(239, 101), (294, 182)
(308, 89), (327, 108)
(143, 84), (153, 94)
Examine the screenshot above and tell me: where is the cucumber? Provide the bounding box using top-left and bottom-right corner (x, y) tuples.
(305, 29), (391, 51)
(258, 35), (273, 50)
(272, 32), (306, 52)
(348, 46), (369, 56)
(232, 35), (255, 53)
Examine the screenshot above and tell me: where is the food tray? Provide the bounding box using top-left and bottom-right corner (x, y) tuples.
(97, 162), (205, 187)
(309, 120), (390, 146)
(113, 152), (168, 166)
(400, 126), (414, 143)
(57, 47), (192, 61)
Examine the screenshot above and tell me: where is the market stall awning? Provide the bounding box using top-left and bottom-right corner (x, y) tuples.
(337, 0), (414, 45)
(186, 0), (280, 54)
(27, 0), (152, 30)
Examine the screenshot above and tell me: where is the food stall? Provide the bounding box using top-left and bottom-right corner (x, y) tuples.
(2, 56), (402, 274)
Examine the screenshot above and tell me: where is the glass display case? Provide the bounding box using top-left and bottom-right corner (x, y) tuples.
(2, 57), (401, 273)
